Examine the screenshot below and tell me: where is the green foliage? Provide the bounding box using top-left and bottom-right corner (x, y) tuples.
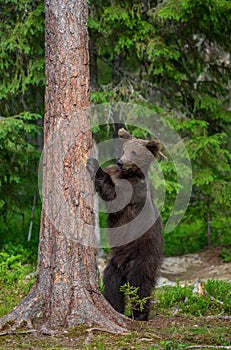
(0, 112), (42, 246)
(0, 243), (36, 317)
(99, 277), (104, 294)
(101, 2), (156, 56)
(0, 1), (43, 247)
(120, 282), (151, 319)
(0, 114), (41, 220)
(163, 113), (231, 248)
(206, 279), (231, 306)
(0, 205), (41, 248)
(0, 243), (35, 283)
(0, 0), (45, 117)
(154, 279), (231, 316)
(219, 248), (231, 263)
(0, 1), (44, 96)
(163, 220), (207, 256)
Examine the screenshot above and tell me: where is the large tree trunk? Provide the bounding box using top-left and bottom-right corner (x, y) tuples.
(0, 0), (127, 333)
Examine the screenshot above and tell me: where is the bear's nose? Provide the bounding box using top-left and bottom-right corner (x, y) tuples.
(117, 159), (123, 167)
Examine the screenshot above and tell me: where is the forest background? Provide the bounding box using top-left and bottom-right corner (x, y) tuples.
(0, 0), (230, 264)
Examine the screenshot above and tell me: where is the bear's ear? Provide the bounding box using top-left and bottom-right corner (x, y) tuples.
(118, 128), (132, 140)
(145, 140), (160, 157)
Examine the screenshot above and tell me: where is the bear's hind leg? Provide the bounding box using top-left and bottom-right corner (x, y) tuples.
(132, 298), (151, 321)
(103, 260), (125, 314)
(127, 269), (156, 321)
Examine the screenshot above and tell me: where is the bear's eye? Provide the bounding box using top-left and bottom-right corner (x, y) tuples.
(130, 151), (137, 157)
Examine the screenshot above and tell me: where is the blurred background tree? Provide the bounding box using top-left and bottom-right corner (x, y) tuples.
(0, 0), (44, 244)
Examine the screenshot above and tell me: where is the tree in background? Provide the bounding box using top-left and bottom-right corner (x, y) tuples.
(0, 1), (44, 243)
(0, 114), (41, 239)
(0, 0), (44, 116)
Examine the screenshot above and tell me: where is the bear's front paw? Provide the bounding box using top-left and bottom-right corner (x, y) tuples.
(86, 157), (100, 180)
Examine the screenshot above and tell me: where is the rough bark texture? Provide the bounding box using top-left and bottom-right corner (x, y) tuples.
(0, 0), (127, 333)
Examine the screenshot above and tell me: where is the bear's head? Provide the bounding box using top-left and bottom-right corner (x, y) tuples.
(117, 128), (161, 177)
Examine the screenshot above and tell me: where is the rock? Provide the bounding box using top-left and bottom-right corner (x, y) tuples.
(156, 277), (177, 287)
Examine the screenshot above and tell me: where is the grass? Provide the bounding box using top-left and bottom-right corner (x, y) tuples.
(0, 316), (230, 349)
(0, 243), (36, 318)
(0, 244), (231, 349)
(153, 280), (231, 317)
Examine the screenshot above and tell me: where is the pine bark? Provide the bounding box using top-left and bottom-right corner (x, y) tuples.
(0, 0), (127, 333)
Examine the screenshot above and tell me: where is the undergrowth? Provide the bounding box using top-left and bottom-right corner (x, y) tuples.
(0, 243), (231, 349)
(0, 243), (36, 317)
(153, 279), (231, 317)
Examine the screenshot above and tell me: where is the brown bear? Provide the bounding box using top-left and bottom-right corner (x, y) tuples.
(87, 128), (163, 321)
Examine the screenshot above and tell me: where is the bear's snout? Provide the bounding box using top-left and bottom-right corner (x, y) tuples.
(117, 159), (124, 167)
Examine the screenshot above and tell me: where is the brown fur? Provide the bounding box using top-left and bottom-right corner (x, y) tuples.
(87, 129), (163, 320)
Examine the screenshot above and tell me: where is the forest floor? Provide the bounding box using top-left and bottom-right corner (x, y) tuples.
(0, 315), (230, 350)
(97, 245), (231, 286)
(159, 245), (231, 286)
(0, 246), (231, 349)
